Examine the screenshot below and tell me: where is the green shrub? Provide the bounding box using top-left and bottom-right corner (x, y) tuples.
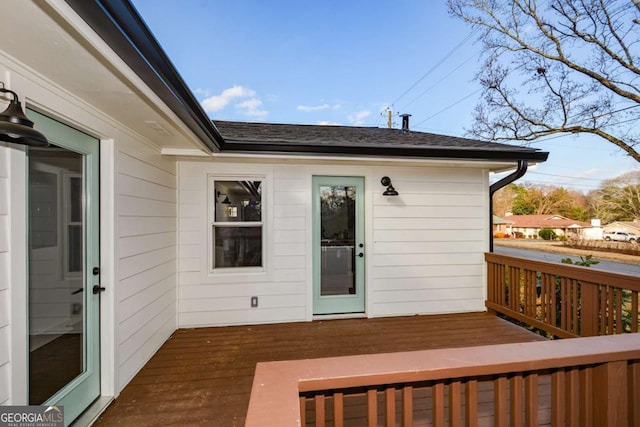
(538, 228), (556, 240)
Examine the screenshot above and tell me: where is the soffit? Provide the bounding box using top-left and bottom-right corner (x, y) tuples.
(0, 0), (209, 152)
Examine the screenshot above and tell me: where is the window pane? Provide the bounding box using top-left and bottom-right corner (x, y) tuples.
(213, 226), (262, 268)
(68, 224), (82, 272)
(214, 181), (261, 222)
(70, 176), (82, 223)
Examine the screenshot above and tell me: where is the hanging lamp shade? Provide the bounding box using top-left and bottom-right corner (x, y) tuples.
(0, 87), (49, 147)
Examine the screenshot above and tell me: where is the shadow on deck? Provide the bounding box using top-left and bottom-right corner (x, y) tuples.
(95, 312), (545, 426)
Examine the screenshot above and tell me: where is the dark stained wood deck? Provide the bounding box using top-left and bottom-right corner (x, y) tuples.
(95, 312), (546, 426)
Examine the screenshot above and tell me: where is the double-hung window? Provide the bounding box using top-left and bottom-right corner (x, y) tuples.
(210, 179), (263, 270)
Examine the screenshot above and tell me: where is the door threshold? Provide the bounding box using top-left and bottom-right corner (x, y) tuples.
(313, 313), (366, 321)
(70, 396), (113, 426)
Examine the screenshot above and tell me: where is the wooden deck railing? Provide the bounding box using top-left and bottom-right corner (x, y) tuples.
(485, 253), (640, 338)
(246, 334), (640, 426)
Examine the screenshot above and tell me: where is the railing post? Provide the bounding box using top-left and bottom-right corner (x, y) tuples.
(593, 361), (629, 427)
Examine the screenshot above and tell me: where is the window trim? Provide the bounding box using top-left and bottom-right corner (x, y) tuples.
(208, 175), (266, 274)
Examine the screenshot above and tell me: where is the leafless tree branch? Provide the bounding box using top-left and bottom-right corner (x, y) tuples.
(448, 0), (640, 162)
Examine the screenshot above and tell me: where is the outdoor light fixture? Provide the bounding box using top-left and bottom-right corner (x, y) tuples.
(216, 191), (231, 204)
(0, 83), (49, 147)
(381, 176), (398, 196)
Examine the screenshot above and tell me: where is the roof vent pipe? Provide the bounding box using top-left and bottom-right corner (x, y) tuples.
(400, 114), (411, 134)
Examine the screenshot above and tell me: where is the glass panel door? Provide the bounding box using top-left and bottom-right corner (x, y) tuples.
(27, 110), (100, 425)
(313, 176), (365, 314)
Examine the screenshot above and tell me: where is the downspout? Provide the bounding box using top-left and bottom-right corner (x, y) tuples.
(489, 160), (528, 252)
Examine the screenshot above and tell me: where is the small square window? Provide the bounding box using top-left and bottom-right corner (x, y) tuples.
(211, 179), (263, 269)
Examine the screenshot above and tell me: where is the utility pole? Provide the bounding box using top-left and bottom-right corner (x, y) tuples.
(387, 109), (392, 129)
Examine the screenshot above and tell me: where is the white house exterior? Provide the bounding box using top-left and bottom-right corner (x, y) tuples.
(0, 1), (548, 425)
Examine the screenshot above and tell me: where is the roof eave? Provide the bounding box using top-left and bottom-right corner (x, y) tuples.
(222, 141), (550, 162)
(65, 0), (224, 152)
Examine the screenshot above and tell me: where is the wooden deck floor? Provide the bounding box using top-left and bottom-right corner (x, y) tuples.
(94, 312), (546, 426)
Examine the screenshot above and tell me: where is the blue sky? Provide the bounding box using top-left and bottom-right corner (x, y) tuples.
(131, 0), (638, 193)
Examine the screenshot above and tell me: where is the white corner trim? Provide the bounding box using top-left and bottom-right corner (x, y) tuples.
(8, 145), (27, 405)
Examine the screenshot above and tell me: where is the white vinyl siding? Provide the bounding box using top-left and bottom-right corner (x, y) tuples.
(371, 168), (487, 316)
(0, 147), (9, 405)
(116, 142), (177, 390)
(178, 162), (306, 327)
(178, 160), (489, 326)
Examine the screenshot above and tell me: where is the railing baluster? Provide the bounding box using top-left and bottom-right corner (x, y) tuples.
(566, 368), (579, 427)
(601, 285), (609, 335)
(433, 382), (445, 427)
(524, 373), (538, 427)
(511, 266), (520, 312)
(315, 394), (325, 426)
(489, 262), (496, 305)
(510, 375), (523, 427)
(494, 377), (508, 427)
(465, 379), (478, 427)
(632, 290), (639, 333)
(580, 367), (594, 427)
(449, 380), (462, 427)
(385, 387), (395, 427)
(402, 385), (413, 427)
(367, 389), (377, 427)
(551, 371), (566, 426)
(572, 279), (578, 334)
(615, 288), (623, 334)
(333, 392), (344, 427)
(525, 270), (535, 317)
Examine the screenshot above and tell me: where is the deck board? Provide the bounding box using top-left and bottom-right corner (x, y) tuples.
(95, 312), (545, 426)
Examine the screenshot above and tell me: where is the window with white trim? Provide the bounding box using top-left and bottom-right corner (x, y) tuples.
(210, 179), (263, 269)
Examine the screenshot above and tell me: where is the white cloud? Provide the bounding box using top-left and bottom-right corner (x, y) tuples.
(194, 88), (210, 97)
(297, 103), (331, 112)
(201, 85), (256, 113)
(347, 110), (371, 126)
(317, 120), (342, 126)
(237, 98), (268, 119)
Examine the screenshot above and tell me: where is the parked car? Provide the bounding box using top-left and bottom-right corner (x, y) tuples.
(603, 231), (638, 242)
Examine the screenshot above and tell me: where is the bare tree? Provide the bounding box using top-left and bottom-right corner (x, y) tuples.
(593, 169), (640, 222)
(448, 0), (640, 162)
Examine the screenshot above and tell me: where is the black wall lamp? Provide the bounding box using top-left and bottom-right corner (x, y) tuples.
(0, 83), (48, 147)
(381, 176), (398, 196)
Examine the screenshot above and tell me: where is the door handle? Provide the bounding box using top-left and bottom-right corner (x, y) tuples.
(92, 285), (106, 294)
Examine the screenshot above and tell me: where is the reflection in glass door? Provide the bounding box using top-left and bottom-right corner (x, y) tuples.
(313, 176), (365, 314)
(27, 110), (100, 425)
(29, 149), (84, 404)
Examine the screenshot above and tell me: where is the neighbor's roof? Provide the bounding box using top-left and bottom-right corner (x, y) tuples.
(506, 215), (592, 228)
(493, 215), (515, 225)
(215, 121), (549, 161)
(605, 221), (640, 231)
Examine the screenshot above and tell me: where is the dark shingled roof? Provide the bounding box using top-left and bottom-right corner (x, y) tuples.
(214, 121), (549, 162)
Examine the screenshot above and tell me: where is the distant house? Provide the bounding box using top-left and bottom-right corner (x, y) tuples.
(492, 215), (514, 234)
(504, 214), (600, 239)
